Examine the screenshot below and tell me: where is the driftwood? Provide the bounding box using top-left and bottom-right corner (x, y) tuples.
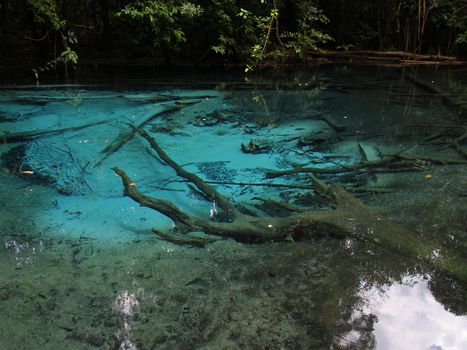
(1, 120), (106, 143)
(113, 130), (467, 281)
(91, 102), (197, 168)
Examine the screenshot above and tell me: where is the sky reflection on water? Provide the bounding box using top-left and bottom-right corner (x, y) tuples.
(361, 276), (467, 350)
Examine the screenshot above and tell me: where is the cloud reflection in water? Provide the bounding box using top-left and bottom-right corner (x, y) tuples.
(361, 276), (467, 350)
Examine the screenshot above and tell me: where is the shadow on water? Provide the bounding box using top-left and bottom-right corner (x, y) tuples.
(0, 65), (466, 349)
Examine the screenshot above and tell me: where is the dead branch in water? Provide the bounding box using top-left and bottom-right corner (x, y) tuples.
(1, 120), (107, 144)
(91, 101), (199, 169)
(265, 153), (466, 178)
(113, 129), (467, 281)
(168, 178), (394, 193)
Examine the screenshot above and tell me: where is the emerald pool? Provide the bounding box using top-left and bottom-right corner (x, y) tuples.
(1, 66), (466, 349)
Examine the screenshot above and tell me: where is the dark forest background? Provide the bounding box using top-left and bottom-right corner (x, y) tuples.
(1, 0), (467, 79)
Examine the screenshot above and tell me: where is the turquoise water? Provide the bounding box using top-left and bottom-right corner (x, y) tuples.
(1, 66), (466, 349)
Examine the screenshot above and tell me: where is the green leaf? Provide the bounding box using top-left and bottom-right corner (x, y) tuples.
(212, 45), (226, 54)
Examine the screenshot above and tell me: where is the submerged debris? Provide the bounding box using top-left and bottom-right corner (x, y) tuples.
(1, 142), (91, 195)
(241, 139), (273, 154)
(195, 161), (237, 182)
(0, 111), (35, 123)
(193, 111), (225, 127)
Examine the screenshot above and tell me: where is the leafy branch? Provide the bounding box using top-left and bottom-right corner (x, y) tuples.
(233, 0), (332, 72)
(27, 0), (78, 83)
(116, 1), (203, 48)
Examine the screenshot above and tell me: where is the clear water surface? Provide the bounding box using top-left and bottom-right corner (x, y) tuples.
(0, 66), (466, 349)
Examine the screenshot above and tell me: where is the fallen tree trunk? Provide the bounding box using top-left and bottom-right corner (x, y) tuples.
(112, 130), (467, 281)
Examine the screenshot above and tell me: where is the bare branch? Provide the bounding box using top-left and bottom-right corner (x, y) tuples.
(112, 167), (193, 228)
(138, 128), (239, 219)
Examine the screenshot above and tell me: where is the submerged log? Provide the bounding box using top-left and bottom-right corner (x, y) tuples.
(138, 128), (238, 220)
(358, 142), (381, 182)
(113, 130), (467, 281)
(409, 124), (467, 159)
(401, 70), (467, 116)
(91, 101), (198, 168)
(265, 158), (400, 178)
(169, 178), (393, 193)
(265, 153), (467, 178)
(1, 120), (107, 143)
